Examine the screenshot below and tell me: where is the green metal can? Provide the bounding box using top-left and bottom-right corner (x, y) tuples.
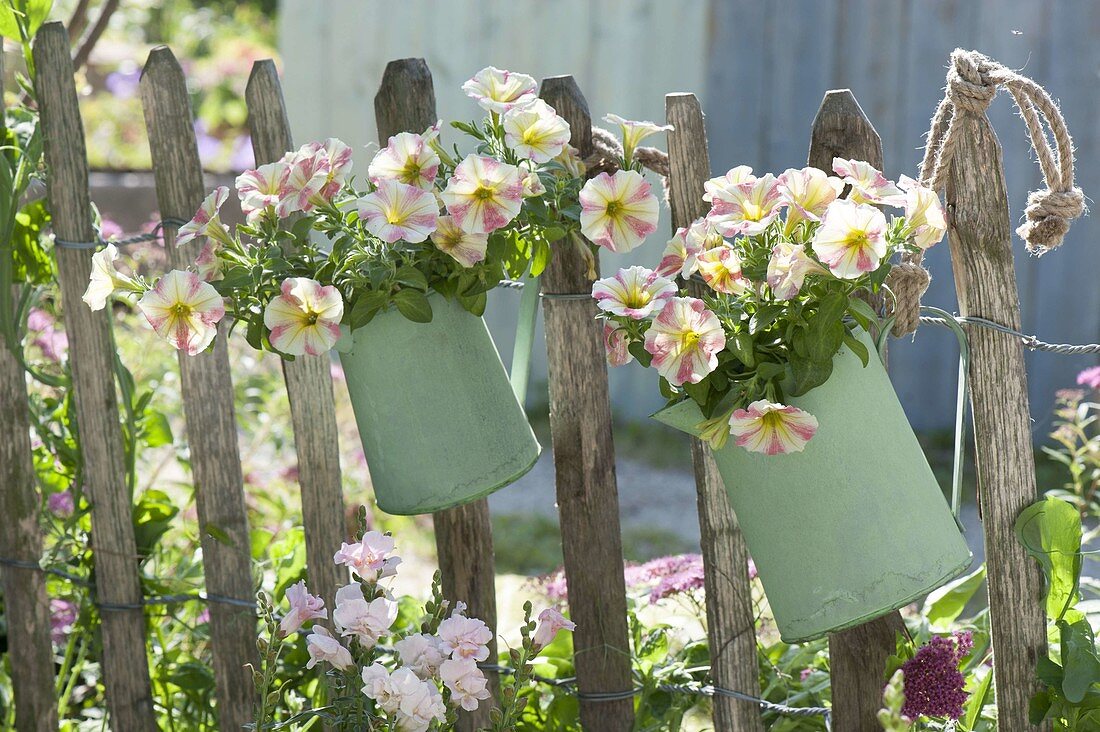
(651, 333), (972, 642)
(339, 295), (541, 515)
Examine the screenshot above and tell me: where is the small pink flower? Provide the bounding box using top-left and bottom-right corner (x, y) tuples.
(306, 625), (353, 670)
(361, 664), (398, 712)
(579, 170), (659, 253)
(277, 139), (353, 215)
(333, 531), (398, 582)
(812, 199), (888, 279)
(504, 100), (571, 163)
(643, 297), (726, 386)
(332, 582), (398, 647)
(368, 123), (442, 190)
(728, 400), (819, 455)
(777, 167), (843, 225)
(592, 266), (676, 319)
(235, 162), (290, 222)
(655, 218), (723, 278)
(438, 613), (493, 662)
(602, 113), (672, 166)
(279, 580), (326, 637)
(603, 323), (634, 367)
(1078, 366), (1100, 390)
(50, 598), (78, 644)
(394, 633), (447, 679)
(175, 186), (232, 250)
(832, 158), (904, 207)
(430, 215), (488, 267)
(767, 241), (828, 300)
(358, 179), (439, 243)
(263, 277), (344, 357)
(898, 175), (947, 250)
(138, 270), (225, 355)
(462, 66), (537, 114)
(707, 173), (786, 237)
(532, 607), (575, 649)
(440, 657), (492, 712)
(193, 241), (222, 283)
(440, 155), (524, 235)
(703, 165), (755, 204)
(696, 245), (749, 295)
(48, 491), (74, 517)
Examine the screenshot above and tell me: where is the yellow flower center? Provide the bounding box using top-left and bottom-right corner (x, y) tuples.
(846, 229), (870, 247)
(400, 163), (422, 184)
(305, 312), (319, 325)
(681, 330), (701, 349)
(605, 200), (622, 217)
(172, 303), (192, 317)
(624, 286), (651, 309)
(474, 185), (496, 201)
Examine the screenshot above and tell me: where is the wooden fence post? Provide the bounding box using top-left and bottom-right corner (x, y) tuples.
(32, 21), (157, 730)
(945, 104), (1049, 730)
(373, 58), (499, 731)
(245, 59), (347, 613)
(664, 93), (766, 732)
(0, 35), (57, 732)
(140, 46), (257, 732)
(539, 75), (635, 731)
(808, 89), (908, 730)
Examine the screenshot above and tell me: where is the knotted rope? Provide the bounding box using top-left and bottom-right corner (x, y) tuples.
(888, 48), (1086, 336)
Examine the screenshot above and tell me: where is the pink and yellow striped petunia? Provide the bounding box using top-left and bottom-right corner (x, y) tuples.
(579, 170), (659, 253)
(811, 199), (888, 279)
(263, 277), (344, 357)
(643, 296), (726, 386)
(440, 155), (524, 235)
(138, 269), (225, 355)
(728, 400), (819, 455)
(358, 179), (439, 244)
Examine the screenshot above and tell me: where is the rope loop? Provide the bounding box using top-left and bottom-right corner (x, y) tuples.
(892, 48), (1086, 336)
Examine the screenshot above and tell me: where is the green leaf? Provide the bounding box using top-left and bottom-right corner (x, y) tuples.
(132, 489), (179, 560)
(1029, 689), (1054, 726)
(922, 564), (986, 629)
(962, 666), (994, 731)
(787, 354), (833, 396)
(458, 290), (487, 317)
(393, 288), (433, 323)
(628, 340), (652, 368)
(1015, 498), (1082, 621)
(349, 290), (390, 329)
(1060, 618), (1100, 703)
(842, 332), (871, 368)
(395, 265), (428, 291)
(0, 0), (53, 38)
(137, 410), (173, 448)
(730, 332), (755, 367)
(847, 295), (881, 327)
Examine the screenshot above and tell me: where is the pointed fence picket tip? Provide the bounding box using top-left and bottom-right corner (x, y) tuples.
(246, 59), (293, 164)
(809, 88), (883, 171)
(374, 58), (436, 143)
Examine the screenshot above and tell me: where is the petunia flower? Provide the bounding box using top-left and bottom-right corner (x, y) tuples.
(832, 158), (904, 206)
(138, 269), (225, 356)
(778, 167), (844, 226)
(279, 580), (326, 637)
(696, 245), (750, 295)
(440, 154), (524, 234)
(728, 400), (819, 455)
(703, 165), (755, 204)
(192, 241), (223, 283)
(591, 266), (676, 319)
(555, 144), (586, 178)
(175, 186), (233, 250)
(520, 168), (546, 198)
(603, 113), (672, 167)
(235, 162), (290, 222)
(603, 323), (634, 367)
(504, 100), (571, 163)
(83, 244), (136, 311)
(643, 297), (726, 386)
(655, 218), (723, 278)
(263, 277), (344, 357)
(579, 170), (659, 253)
(277, 139), (353, 215)
(767, 241), (829, 300)
(898, 175), (947, 250)
(707, 174), (786, 237)
(430, 215), (488, 267)
(306, 626), (353, 670)
(812, 199), (888, 279)
(357, 179), (439, 243)
(368, 123), (442, 190)
(462, 66), (538, 114)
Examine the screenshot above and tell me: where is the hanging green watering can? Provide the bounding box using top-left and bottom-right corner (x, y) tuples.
(652, 331), (973, 642)
(339, 293), (540, 515)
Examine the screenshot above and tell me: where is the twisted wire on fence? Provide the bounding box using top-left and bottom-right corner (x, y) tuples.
(51, 217), (189, 250)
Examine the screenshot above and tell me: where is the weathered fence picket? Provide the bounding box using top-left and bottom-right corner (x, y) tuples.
(245, 58), (348, 614)
(945, 103), (1050, 731)
(807, 88), (912, 730)
(664, 92), (766, 732)
(538, 75), (635, 731)
(0, 38), (57, 732)
(32, 21), (158, 730)
(373, 57), (500, 732)
(140, 46), (258, 732)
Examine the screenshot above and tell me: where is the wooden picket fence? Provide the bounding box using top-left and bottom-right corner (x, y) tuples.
(0, 19), (1050, 732)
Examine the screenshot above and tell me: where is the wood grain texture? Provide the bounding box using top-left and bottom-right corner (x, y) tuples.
(246, 58), (347, 613)
(32, 21), (156, 731)
(140, 46), (257, 732)
(945, 111), (1049, 731)
(0, 288), (58, 732)
(374, 57), (498, 732)
(664, 93), (764, 732)
(538, 75), (634, 731)
(809, 88), (908, 732)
